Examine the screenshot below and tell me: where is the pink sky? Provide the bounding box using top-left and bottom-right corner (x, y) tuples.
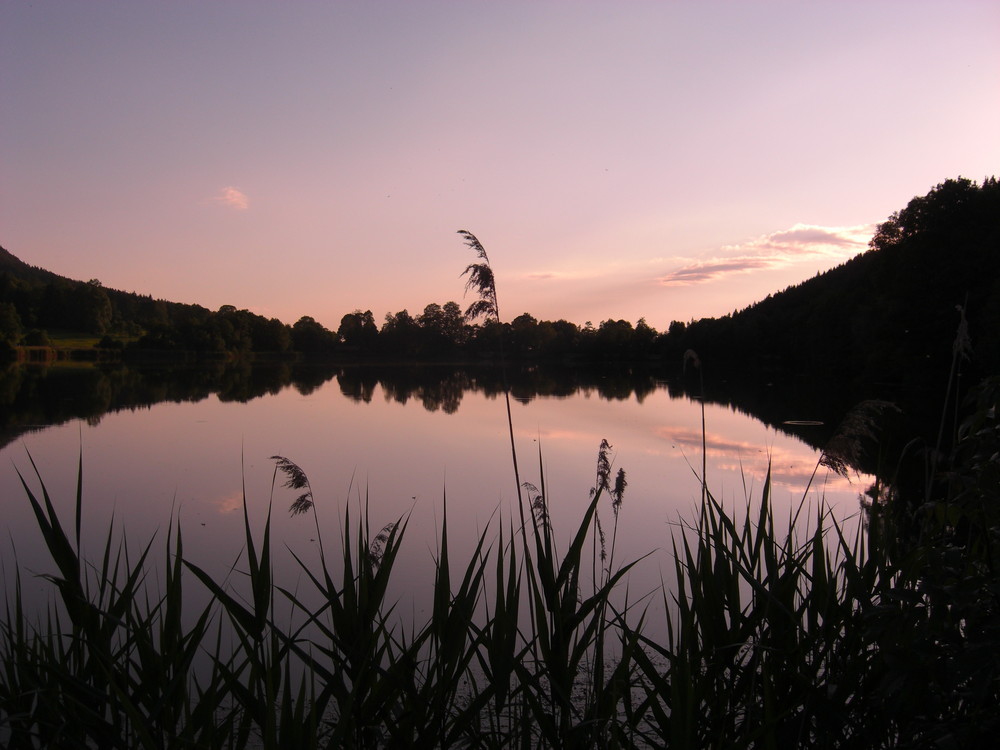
(2, 1), (998, 332)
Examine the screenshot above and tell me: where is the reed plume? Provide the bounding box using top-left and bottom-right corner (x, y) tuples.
(271, 454), (328, 563)
(368, 521), (397, 568)
(590, 439), (612, 500)
(523, 481), (549, 531)
(590, 438), (625, 562)
(459, 229), (499, 323)
(611, 468), (627, 517)
(271, 455), (314, 516)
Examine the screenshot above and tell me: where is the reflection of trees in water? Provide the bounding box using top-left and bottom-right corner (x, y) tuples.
(336, 367), (379, 403)
(1, 363), (684, 451)
(348, 364), (668, 412)
(668, 370), (921, 482)
(0, 362), (338, 450)
(292, 365), (337, 396)
(7, 362), (906, 470)
(420, 372), (469, 414)
(374, 368), (472, 414)
(0, 360), (919, 490)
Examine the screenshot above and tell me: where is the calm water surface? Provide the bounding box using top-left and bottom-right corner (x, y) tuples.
(1, 366), (867, 620)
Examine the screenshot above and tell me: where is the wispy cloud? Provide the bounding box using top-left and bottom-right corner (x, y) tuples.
(213, 186), (249, 210)
(657, 426), (758, 456)
(659, 259), (773, 285)
(657, 223), (873, 287)
(523, 267), (607, 282)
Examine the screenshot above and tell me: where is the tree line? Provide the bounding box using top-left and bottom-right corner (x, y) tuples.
(0, 252), (668, 362)
(3, 177), (998, 390)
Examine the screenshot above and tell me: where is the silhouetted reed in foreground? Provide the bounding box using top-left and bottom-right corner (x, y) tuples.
(460, 229), (526, 525)
(3, 376), (997, 748)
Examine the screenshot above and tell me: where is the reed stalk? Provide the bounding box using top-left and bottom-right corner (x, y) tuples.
(3, 372), (997, 747)
(459, 230), (526, 525)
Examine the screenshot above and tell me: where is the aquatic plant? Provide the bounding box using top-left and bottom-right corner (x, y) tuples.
(3, 396), (999, 748)
(459, 229), (526, 532)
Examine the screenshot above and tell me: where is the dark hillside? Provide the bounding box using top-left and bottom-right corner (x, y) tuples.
(0, 245), (62, 284)
(0, 245), (296, 355)
(668, 178), (1000, 395)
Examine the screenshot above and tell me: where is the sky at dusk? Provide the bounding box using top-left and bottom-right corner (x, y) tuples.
(2, 1), (998, 332)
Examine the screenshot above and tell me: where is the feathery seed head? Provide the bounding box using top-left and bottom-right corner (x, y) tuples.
(612, 468), (627, 516)
(271, 455), (314, 516)
(458, 229), (490, 263)
(369, 521), (398, 568)
(288, 493), (314, 517)
(596, 514), (607, 562)
(523, 481), (549, 530)
(271, 455), (308, 490)
(592, 439), (612, 498)
(458, 229), (499, 322)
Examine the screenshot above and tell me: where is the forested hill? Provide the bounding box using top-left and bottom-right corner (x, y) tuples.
(1, 177), (998, 381)
(0, 246), (62, 283)
(0, 245), (297, 355)
(664, 177), (1000, 395)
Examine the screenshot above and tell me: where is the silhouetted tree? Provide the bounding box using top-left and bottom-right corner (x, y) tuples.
(379, 309), (420, 357)
(292, 316), (336, 354)
(0, 302), (22, 345)
(338, 310), (379, 351)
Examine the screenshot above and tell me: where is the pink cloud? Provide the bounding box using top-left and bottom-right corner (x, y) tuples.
(658, 223), (872, 287)
(213, 186), (249, 210)
(658, 258), (773, 286)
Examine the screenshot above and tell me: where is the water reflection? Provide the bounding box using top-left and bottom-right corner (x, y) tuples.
(1, 362), (677, 447)
(1, 360), (872, 639)
(4, 360), (838, 439)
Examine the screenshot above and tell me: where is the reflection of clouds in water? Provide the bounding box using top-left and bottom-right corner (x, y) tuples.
(214, 491), (243, 514)
(656, 426), (762, 456)
(656, 425), (862, 493)
(717, 457), (858, 493)
(530, 427), (600, 444)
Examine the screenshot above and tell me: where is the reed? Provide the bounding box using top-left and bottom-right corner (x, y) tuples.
(2, 454), (231, 748)
(459, 229), (526, 523)
(2, 377), (997, 746)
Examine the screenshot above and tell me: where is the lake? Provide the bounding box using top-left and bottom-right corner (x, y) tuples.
(1, 362), (868, 625)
